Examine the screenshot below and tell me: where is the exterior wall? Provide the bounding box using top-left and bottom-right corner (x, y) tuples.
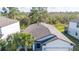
(32, 43), (35, 51)
(1, 22), (20, 39)
(42, 39), (73, 51)
(68, 22), (79, 40)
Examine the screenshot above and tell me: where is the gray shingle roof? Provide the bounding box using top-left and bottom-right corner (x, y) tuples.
(23, 23), (51, 40)
(0, 17), (18, 27)
(24, 22), (75, 45)
(41, 23), (75, 45)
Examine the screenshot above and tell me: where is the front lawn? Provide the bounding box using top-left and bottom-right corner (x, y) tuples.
(54, 23), (65, 32)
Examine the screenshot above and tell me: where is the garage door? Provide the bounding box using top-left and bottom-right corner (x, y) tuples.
(42, 47), (70, 51)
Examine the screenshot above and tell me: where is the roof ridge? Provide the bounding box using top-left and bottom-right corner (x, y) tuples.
(40, 22), (75, 45)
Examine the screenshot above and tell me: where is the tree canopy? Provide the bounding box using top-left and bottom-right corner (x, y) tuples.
(0, 33), (35, 51)
(29, 7), (51, 24)
(1, 7), (78, 27)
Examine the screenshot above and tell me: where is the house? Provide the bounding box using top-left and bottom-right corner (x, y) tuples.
(0, 17), (20, 39)
(24, 22), (75, 51)
(68, 19), (79, 40)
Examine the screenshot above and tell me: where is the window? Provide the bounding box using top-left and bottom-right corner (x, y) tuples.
(43, 44), (46, 46)
(75, 32), (78, 36)
(77, 23), (79, 28)
(36, 43), (41, 48)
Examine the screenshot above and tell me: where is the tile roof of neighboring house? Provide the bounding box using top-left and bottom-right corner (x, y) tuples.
(0, 17), (18, 27)
(24, 22), (75, 45)
(70, 19), (79, 23)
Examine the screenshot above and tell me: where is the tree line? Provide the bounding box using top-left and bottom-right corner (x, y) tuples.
(0, 7), (79, 28)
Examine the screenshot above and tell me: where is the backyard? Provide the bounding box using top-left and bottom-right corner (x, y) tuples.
(54, 23), (79, 51)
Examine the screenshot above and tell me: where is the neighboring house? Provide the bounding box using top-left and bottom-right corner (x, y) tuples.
(0, 17), (20, 39)
(68, 19), (79, 40)
(24, 22), (75, 51)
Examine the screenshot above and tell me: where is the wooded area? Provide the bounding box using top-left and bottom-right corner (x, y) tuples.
(0, 7), (79, 29)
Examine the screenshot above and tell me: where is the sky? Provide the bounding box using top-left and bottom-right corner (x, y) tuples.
(1, 7), (79, 12)
(18, 7), (79, 12)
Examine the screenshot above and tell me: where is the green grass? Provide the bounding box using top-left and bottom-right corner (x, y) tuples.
(54, 23), (79, 51)
(54, 23), (65, 32)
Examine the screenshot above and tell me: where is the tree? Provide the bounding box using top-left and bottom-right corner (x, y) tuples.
(19, 12), (30, 29)
(7, 7), (20, 19)
(7, 7), (29, 29)
(0, 12), (1, 16)
(0, 39), (6, 51)
(5, 33), (35, 51)
(29, 7), (50, 24)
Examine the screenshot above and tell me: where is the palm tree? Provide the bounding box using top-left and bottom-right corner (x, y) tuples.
(14, 33), (35, 50)
(0, 39), (6, 51)
(5, 33), (35, 51)
(7, 7), (20, 19)
(29, 7), (50, 24)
